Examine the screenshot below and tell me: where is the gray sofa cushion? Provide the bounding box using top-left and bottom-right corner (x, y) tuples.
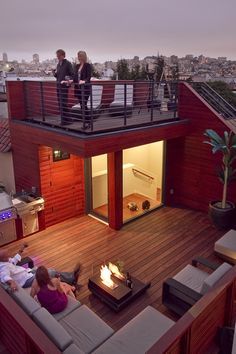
(173, 264), (208, 293)
(63, 343), (84, 354)
(53, 296), (81, 321)
(60, 305), (114, 354)
(214, 229), (236, 260)
(11, 286), (41, 316)
(93, 306), (174, 354)
(201, 262), (232, 295)
(32, 308), (73, 351)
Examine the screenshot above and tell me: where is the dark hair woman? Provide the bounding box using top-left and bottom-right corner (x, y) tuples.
(30, 266), (75, 314)
(74, 51), (92, 128)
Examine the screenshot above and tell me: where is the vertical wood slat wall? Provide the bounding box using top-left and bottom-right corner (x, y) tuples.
(165, 82), (236, 212)
(39, 146), (85, 227)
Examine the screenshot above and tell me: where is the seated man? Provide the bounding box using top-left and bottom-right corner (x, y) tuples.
(0, 245), (81, 292)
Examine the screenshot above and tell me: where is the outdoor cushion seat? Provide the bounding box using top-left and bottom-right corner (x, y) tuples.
(201, 262), (232, 294)
(93, 306), (174, 354)
(10, 285), (80, 320)
(163, 257), (232, 316)
(109, 84), (133, 116)
(32, 307), (73, 351)
(59, 305), (114, 354)
(173, 264), (208, 293)
(214, 229), (236, 264)
(53, 296), (81, 321)
(11, 286), (41, 316)
(63, 343), (84, 354)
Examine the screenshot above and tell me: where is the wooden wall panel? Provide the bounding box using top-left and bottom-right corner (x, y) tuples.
(165, 83), (236, 212)
(108, 151), (123, 230)
(6, 81), (26, 120)
(39, 146), (85, 227)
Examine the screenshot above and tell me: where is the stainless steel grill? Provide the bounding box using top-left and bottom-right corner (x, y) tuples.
(0, 191), (17, 246)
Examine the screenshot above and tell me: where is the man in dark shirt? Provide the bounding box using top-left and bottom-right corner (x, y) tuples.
(53, 49), (74, 125)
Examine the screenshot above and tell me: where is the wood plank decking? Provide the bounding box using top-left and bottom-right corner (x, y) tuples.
(3, 207), (225, 331)
(29, 108), (177, 134)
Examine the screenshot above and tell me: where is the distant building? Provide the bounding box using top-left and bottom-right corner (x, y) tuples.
(185, 54), (194, 60)
(33, 53), (40, 64)
(218, 57), (227, 63)
(2, 53), (8, 63)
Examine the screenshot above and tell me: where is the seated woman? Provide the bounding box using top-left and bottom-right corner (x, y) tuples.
(74, 50), (92, 128)
(30, 266), (75, 314)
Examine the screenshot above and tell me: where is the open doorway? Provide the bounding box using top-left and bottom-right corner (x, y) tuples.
(123, 141), (164, 222)
(88, 141), (164, 225)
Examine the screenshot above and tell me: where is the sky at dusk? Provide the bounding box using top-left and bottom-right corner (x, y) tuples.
(0, 0), (235, 63)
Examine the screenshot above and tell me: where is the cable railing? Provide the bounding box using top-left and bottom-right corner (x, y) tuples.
(191, 82), (236, 119)
(23, 80), (179, 134)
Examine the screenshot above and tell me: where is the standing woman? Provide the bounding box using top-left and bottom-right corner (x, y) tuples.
(74, 51), (92, 127)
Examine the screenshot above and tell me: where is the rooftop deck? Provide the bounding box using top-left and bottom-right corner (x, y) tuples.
(8, 80), (179, 135)
(3, 207), (225, 331)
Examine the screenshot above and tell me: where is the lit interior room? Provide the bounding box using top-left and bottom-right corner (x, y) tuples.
(92, 141), (164, 222)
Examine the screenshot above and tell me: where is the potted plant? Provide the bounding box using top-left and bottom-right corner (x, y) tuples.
(204, 129), (236, 229)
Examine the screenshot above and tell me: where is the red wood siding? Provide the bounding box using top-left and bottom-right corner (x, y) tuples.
(9, 119), (189, 158)
(165, 82), (236, 212)
(39, 146), (85, 227)
(108, 151), (123, 230)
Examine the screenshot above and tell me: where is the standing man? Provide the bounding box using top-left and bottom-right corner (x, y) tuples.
(53, 49), (74, 125)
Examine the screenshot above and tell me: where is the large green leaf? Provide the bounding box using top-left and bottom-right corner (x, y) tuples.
(204, 129), (224, 145)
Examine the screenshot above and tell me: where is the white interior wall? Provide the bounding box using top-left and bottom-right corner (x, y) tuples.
(123, 141), (163, 189)
(0, 152), (15, 193)
(92, 154), (108, 208)
(91, 142), (164, 208)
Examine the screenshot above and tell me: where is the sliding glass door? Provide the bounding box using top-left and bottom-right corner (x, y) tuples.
(85, 154), (109, 221)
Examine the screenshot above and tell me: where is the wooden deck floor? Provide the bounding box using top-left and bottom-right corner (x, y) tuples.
(29, 107), (177, 134)
(3, 207), (225, 331)
(94, 192), (162, 221)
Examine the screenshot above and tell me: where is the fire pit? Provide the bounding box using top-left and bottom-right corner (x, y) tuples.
(88, 263), (151, 312)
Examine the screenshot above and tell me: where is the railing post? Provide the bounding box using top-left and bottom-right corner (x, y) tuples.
(81, 84), (86, 130)
(40, 82), (45, 122)
(89, 83), (93, 132)
(124, 83), (127, 126)
(150, 80), (154, 122)
(59, 84), (63, 122)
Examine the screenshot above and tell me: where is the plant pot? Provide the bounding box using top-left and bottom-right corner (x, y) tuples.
(208, 201), (236, 230)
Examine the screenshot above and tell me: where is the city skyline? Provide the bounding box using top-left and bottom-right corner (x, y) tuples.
(1, 52), (235, 65)
(0, 0), (235, 63)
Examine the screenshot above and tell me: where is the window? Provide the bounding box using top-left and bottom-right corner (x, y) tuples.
(53, 150), (70, 162)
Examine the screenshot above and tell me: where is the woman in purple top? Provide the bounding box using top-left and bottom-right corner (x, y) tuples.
(30, 266), (75, 314)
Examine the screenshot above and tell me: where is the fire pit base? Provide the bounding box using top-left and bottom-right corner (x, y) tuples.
(88, 274), (151, 312)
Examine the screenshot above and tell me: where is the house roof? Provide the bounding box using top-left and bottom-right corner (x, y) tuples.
(0, 119), (11, 152)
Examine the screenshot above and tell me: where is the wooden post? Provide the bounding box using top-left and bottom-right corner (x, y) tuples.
(108, 151), (123, 230)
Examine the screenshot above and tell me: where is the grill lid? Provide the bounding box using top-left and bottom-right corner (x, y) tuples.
(0, 191), (13, 210)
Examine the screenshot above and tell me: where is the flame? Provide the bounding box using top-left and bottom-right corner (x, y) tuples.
(100, 265), (115, 288)
(108, 262), (125, 280)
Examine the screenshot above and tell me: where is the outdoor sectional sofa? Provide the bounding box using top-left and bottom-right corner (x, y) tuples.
(2, 285), (174, 354)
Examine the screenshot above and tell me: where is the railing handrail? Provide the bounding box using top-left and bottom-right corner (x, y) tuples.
(132, 168), (155, 181)
(19, 80), (179, 134)
(192, 81), (236, 119)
